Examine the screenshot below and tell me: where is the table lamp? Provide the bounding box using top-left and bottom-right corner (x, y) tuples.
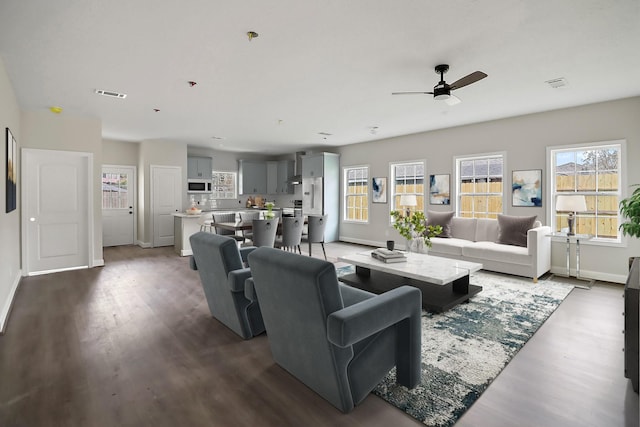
(399, 194), (417, 217)
(556, 194), (587, 235)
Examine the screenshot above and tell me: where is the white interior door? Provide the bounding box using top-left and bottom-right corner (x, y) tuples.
(151, 165), (181, 247)
(23, 149), (92, 275)
(102, 166), (136, 247)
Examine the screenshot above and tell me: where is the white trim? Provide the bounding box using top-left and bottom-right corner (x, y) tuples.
(102, 164), (138, 247)
(549, 266), (626, 284)
(137, 240), (152, 248)
(342, 164), (370, 223)
(0, 270), (22, 334)
(546, 139), (625, 245)
(389, 159), (427, 220)
(453, 151), (507, 217)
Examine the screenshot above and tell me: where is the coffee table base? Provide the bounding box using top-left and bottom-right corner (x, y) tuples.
(340, 267), (482, 313)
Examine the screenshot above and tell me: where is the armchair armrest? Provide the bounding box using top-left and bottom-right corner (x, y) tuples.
(327, 285), (421, 348)
(244, 277), (257, 301)
(239, 246), (257, 264)
(228, 268), (252, 292)
(527, 225), (551, 279)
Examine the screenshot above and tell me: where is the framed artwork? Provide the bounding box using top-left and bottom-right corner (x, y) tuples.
(429, 174), (450, 205)
(6, 127), (16, 213)
(512, 169), (542, 207)
(372, 177), (387, 203)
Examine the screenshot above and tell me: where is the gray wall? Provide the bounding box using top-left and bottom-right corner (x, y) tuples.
(0, 56), (21, 331)
(337, 97), (640, 284)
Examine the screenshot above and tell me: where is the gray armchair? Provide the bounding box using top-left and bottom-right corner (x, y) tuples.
(189, 232), (265, 339)
(246, 247), (422, 413)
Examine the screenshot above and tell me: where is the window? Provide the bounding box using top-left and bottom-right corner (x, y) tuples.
(390, 161), (425, 216)
(102, 172), (129, 209)
(212, 171), (237, 199)
(456, 154), (504, 218)
(549, 141), (623, 241)
(344, 166), (368, 222)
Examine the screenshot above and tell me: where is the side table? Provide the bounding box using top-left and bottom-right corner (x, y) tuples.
(546, 232), (594, 289)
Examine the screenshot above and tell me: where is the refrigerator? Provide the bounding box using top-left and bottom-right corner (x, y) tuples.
(302, 177), (323, 216)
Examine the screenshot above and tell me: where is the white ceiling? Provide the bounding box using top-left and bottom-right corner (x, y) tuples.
(1, 0), (639, 155)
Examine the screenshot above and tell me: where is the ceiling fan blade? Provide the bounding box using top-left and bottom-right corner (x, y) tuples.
(449, 71), (487, 90)
(444, 95), (461, 106)
(391, 91), (434, 95)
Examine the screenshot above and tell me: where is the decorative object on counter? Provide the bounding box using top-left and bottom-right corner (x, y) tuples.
(556, 194), (587, 235)
(386, 240), (395, 251)
(264, 201), (275, 219)
(186, 206), (202, 215)
(390, 210), (442, 253)
(246, 196), (254, 208)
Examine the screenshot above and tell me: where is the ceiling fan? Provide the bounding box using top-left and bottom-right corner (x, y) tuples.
(392, 64), (487, 106)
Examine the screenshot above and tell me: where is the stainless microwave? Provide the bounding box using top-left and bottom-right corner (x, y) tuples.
(187, 179), (212, 193)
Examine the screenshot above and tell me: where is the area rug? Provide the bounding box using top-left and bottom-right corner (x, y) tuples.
(335, 266), (574, 427)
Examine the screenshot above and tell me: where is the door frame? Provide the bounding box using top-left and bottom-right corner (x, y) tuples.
(21, 148), (96, 276)
(102, 164), (137, 247)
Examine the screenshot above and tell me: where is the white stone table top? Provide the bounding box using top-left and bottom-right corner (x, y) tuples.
(338, 251), (483, 286)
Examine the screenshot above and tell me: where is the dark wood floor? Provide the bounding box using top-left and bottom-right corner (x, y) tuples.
(0, 244), (637, 427)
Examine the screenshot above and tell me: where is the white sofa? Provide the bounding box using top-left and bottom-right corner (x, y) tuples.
(428, 216), (551, 281)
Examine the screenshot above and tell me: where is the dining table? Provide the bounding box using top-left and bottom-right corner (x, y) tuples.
(213, 217), (307, 235)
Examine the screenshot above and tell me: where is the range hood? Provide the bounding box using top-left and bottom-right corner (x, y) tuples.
(287, 151), (305, 184)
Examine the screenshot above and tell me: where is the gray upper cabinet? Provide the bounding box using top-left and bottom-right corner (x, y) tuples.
(302, 154), (324, 178)
(276, 160), (294, 194)
(239, 160), (267, 194)
(266, 161), (278, 194)
(187, 156), (213, 179)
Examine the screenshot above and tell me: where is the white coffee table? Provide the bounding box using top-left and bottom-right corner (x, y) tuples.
(338, 251), (483, 312)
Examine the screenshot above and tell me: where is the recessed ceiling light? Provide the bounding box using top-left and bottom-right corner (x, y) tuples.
(188, 81), (197, 87)
(95, 89), (127, 99)
(153, 108), (160, 112)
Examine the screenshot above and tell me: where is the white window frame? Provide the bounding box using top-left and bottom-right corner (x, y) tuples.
(546, 140), (625, 245)
(212, 171), (237, 199)
(343, 165), (369, 223)
(390, 160), (425, 222)
(454, 152), (506, 218)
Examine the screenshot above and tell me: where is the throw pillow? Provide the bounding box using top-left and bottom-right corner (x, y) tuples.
(497, 214), (537, 247)
(426, 210), (455, 238)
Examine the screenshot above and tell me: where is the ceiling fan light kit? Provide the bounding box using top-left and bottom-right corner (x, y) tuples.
(393, 64), (487, 104)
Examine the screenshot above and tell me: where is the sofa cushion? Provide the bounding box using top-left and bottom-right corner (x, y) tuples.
(429, 237), (471, 256)
(475, 218), (499, 242)
(450, 217), (477, 241)
(462, 241), (531, 265)
(497, 214), (537, 247)
(426, 210), (455, 238)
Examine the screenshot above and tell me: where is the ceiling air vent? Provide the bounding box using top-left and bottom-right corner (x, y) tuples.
(545, 78), (568, 89)
(95, 89), (127, 99)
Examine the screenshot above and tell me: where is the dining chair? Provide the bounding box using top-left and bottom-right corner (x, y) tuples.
(239, 211), (261, 242)
(197, 213), (214, 233)
(212, 212), (245, 243)
(251, 217), (280, 247)
(277, 216), (304, 253)
(302, 215), (327, 260)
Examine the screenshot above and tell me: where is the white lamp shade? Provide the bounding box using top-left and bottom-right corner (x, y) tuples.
(556, 194), (587, 212)
(399, 194), (417, 207)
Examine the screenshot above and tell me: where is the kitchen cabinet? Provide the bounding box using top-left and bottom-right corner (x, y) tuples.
(239, 160), (267, 194)
(276, 160), (294, 194)
(302, 154), (324, 178)
(267, 161), (278, 194)
(187, 156), (213, 179)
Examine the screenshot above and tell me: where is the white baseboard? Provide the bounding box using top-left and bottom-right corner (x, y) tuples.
(92, 258), (105, 267)
(137, 240), (151, 248)
(1, 270), (22, 334)
(549, 266), (626, 284)
(338, 236), (382, 248)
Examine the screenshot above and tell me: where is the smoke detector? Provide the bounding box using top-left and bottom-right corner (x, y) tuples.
(95, 89), (127, 99)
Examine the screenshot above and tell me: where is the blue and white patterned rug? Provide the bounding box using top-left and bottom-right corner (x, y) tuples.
(336, 265), (573, 427)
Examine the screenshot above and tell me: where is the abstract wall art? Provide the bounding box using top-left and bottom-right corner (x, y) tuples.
(429, 174), (450, 205)
(512, 169), (542, 207)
